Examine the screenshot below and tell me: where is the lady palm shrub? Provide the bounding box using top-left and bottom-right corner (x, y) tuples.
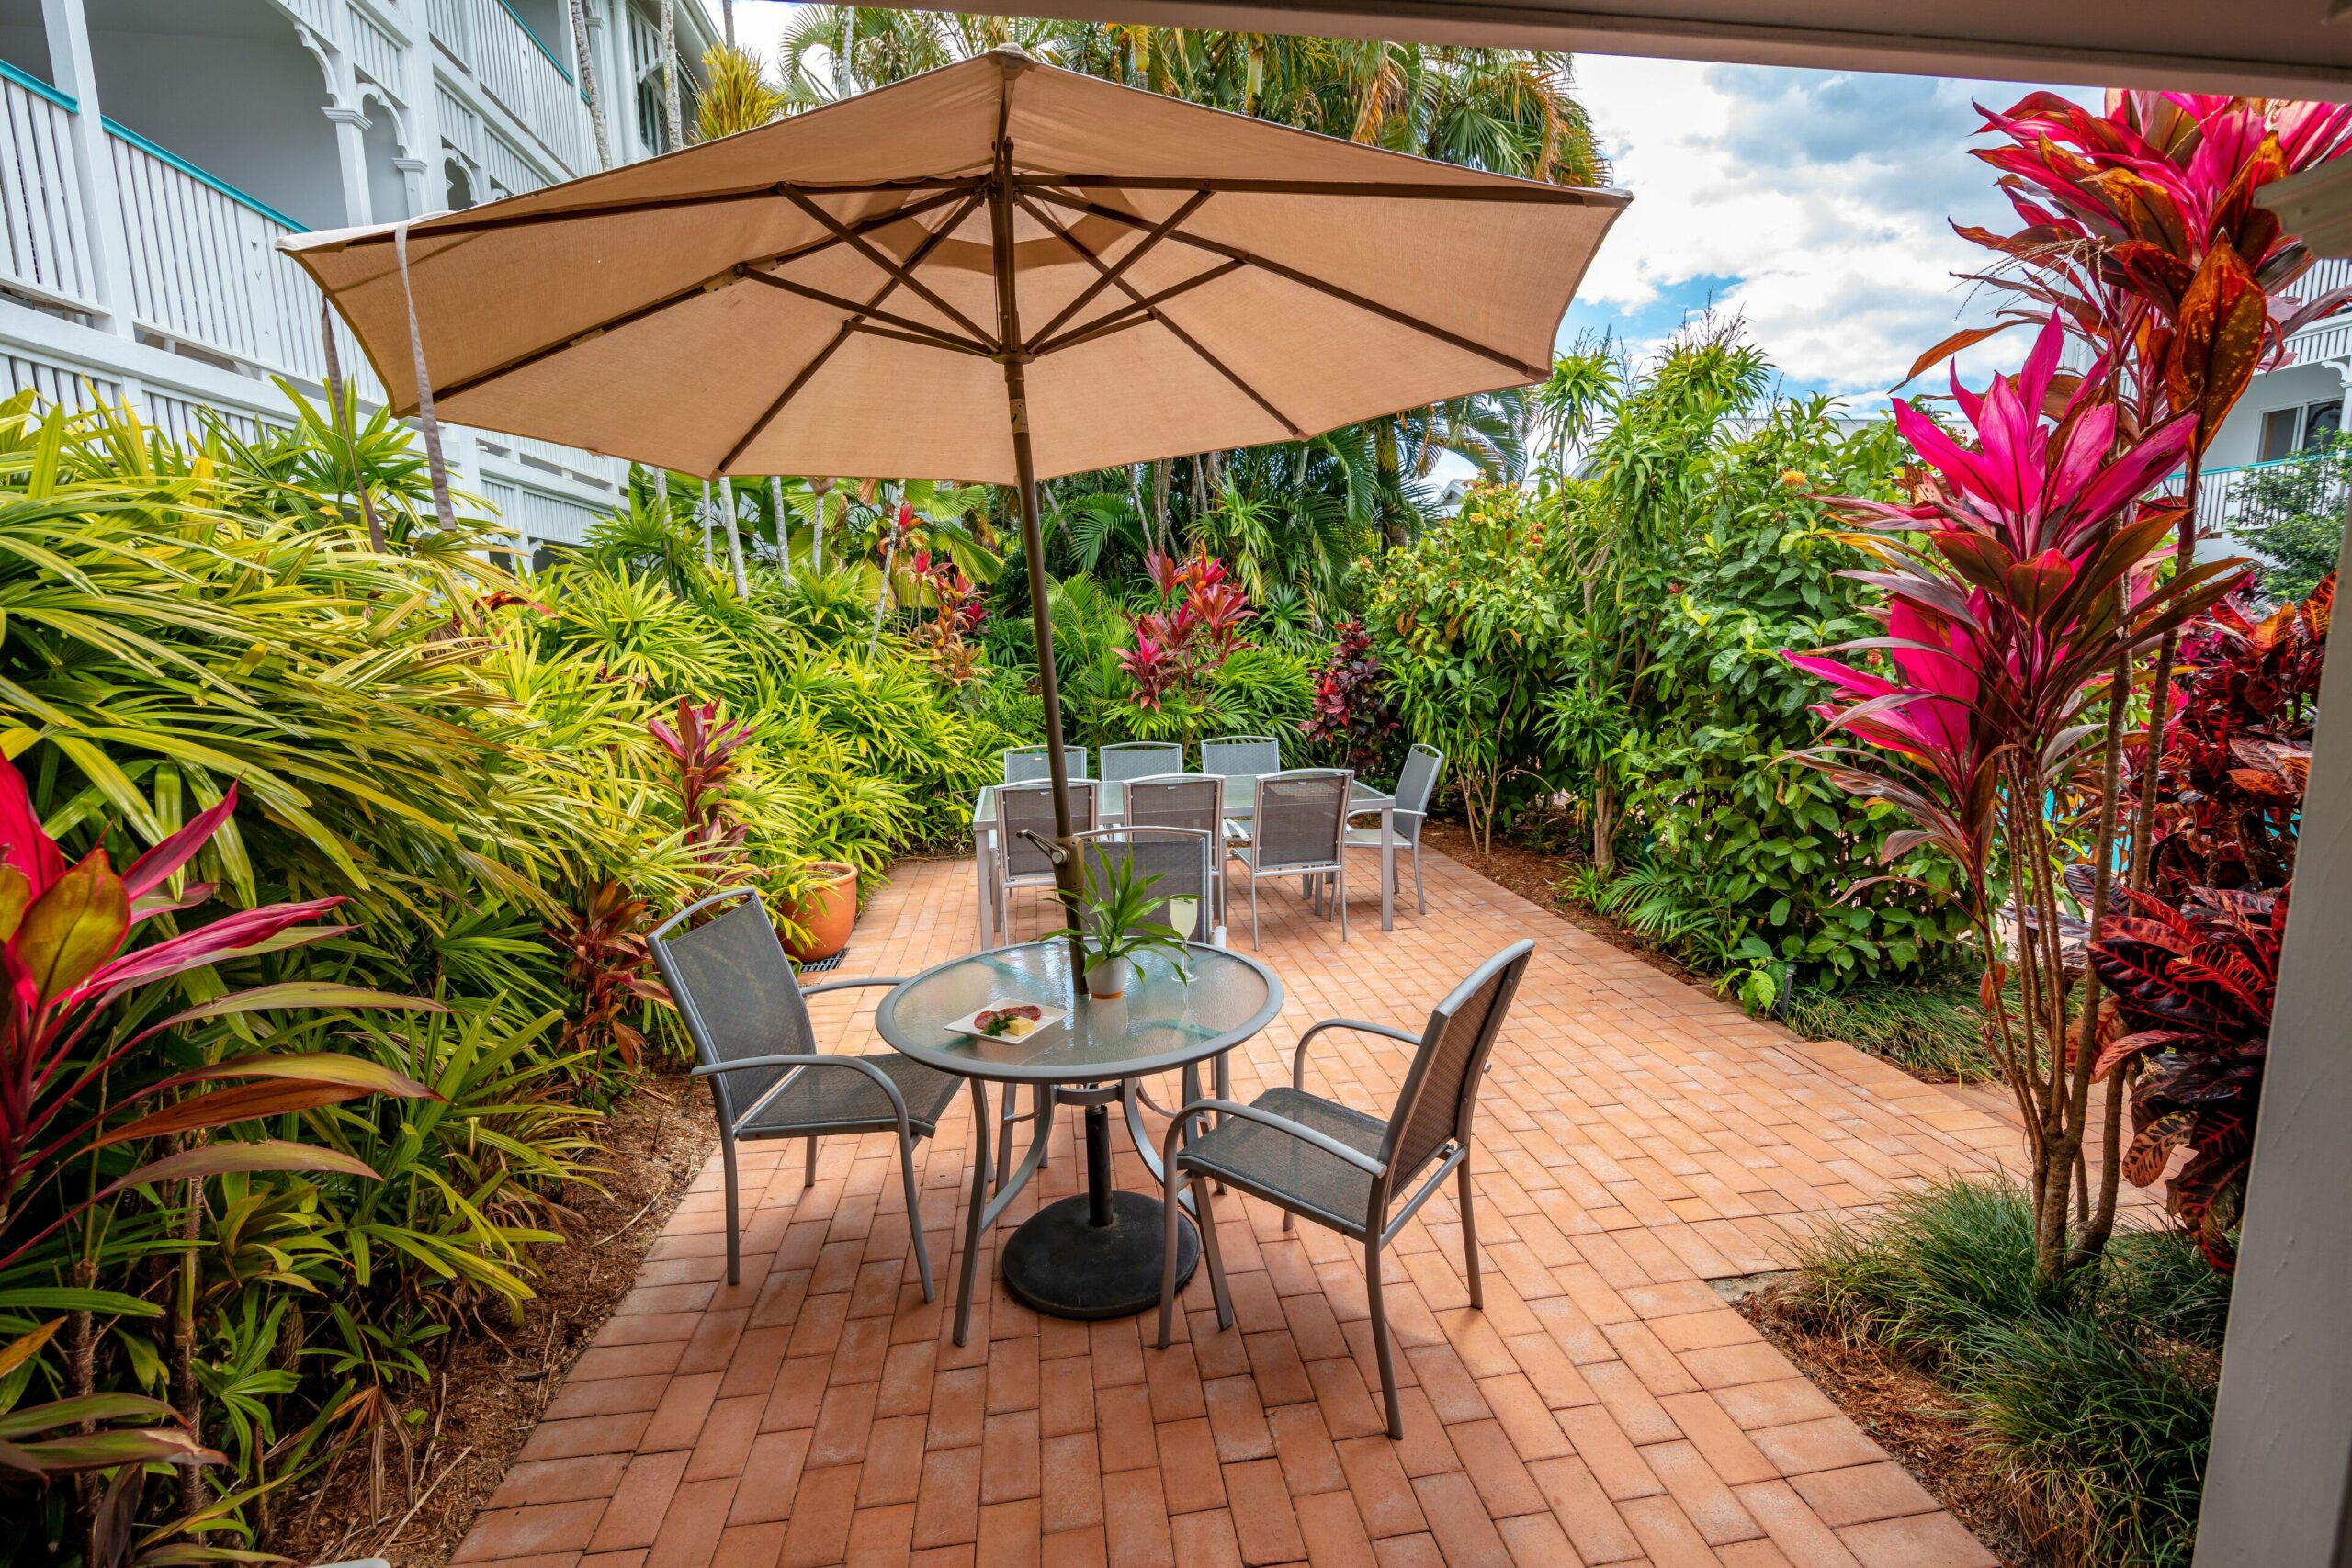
(0, 393), (1013, 1559)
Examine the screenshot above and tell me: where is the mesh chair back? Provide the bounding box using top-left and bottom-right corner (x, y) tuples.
(1392, 744), (1444, 846)
(1250, 770), (1350, 873)
(1002, 745), (1089, 784)
(1073, 828), (1216, 943)
(1123, 773), (1221, 840)
(1100, 742), (1184, 784)
(1201, 736), (1281, 803)
(648, 894), (818, 1126)
(997, 781), (1098, 880)
(1381, 941), (1534, 1182)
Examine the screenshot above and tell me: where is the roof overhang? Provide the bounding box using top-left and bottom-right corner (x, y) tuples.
(914, 0), (2352, 99)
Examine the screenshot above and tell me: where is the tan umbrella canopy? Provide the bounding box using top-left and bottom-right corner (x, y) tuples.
(286, 44), (1625, 881)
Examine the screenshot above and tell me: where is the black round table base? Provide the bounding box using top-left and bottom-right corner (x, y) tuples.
(1001, 1191), (1197, 1320)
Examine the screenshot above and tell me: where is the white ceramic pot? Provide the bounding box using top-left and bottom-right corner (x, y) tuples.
(1084, 953), (1131, 1000)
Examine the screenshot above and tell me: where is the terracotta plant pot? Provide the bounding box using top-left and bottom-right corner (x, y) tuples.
(779, 861), (860, 963)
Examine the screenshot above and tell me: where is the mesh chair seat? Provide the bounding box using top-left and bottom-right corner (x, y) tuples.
(739, 1052), (965, 1139)
(1176, 1087), (1389, 1238)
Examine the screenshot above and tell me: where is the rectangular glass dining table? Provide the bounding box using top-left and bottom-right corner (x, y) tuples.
(967, 775), (1397, 946)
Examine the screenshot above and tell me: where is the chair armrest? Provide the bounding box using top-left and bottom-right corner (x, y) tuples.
(799, 976), (909, 997)
(690, 1053), (910, 1137)
(1161, 1098), (1386, 1177)
(1293, 1018), (1422, 1089)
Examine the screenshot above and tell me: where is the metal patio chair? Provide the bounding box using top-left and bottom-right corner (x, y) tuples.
(1155, 940), (1535, 1438)
(1349, 742), (1444, 916)
(1001, 744), (1090, 784)
(1201, 734), (1281, 818)
(1123, 773), (1227, 925)
(1225, 768), (1351, 947)
(992, 778), (1100, 938)
(992, 826), (1226, 1191)
(1099, 740), (1185, 787)
(648, 889), (964, 1296)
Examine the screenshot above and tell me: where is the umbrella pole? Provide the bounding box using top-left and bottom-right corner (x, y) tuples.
(991, 145), (1087, 956)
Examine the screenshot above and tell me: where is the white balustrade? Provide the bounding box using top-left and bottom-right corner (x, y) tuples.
(427, 0), (589, 176)
(107, 127), (381, 401)
(0, 68), (95, 310)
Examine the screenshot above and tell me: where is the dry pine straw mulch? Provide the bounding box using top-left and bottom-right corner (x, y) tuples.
(1428, 822), (2034, 1565)
(276, 1064), (718, 1568)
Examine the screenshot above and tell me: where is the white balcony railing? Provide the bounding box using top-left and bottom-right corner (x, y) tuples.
(2198, 448), (2347, 540)
(107, 121), (382, 400)
(426, 0), (591, 176)
(0, 63), (96, 310)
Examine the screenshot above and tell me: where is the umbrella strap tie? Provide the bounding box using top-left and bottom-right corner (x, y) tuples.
(394, 220), (458, 535)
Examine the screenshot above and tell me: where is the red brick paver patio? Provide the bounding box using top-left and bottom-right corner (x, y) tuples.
(455, 850), (2022, 1568)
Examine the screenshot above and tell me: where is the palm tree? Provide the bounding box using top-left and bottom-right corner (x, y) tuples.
(661, 0), (682, 148)
(566, 0), (612, 167)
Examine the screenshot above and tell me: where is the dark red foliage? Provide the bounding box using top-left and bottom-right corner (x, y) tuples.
(2087, 886), (2285, 1269)
(2132, 574), (2330, 900)
(1301, 620), (1398, 773)
(554, 879), (671, 1069)
(650, 697), (755, 874)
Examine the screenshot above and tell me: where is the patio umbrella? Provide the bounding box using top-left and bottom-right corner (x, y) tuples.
(283, 47), (1627, 898)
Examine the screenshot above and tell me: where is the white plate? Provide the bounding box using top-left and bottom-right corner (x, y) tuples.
(944, 1005), (1069, 1043)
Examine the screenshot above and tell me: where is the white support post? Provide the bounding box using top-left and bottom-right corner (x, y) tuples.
(40, 0), (135, 342)
(2193, 496), (2352, 1567)
(323, 105), (373, 227)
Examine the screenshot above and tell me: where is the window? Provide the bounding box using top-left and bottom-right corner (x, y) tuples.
(2259, 400), (2348, 461)
(2261, 407), (2301, 461)
(2304, 400), (2343, 450)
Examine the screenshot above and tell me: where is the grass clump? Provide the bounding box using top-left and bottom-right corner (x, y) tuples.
(1785, 1177), (2227, 1566)
(1782, 970), (1997, 1080)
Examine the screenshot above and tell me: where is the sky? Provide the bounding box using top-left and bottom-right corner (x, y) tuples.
(728, 4), (2091, 419)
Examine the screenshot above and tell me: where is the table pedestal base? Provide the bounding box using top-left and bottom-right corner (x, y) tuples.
(1001, 1190), (1197, 1319)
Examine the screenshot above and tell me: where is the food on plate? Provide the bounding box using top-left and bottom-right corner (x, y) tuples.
(976, 1004), (1043, 1038)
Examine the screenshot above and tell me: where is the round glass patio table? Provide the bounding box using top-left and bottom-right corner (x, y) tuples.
(876, 940), (1283, 1339)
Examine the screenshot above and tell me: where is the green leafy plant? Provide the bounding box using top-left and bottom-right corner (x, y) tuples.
(1043, 853), (1193, 977)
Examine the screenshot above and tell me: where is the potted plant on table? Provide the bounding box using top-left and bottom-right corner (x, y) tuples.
(1046, 853), (1193, 1000)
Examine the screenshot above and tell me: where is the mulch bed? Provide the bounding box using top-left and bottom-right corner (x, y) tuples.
(275, 1063), (718, 1568)
(1424, 820), (1715, 988)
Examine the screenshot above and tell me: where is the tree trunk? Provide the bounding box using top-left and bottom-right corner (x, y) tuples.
(719, 476), (748, 598)
(1591, 786), (1615, 876)
(721, 0), (734, 47)
(869, 523), (899, 657)
(699, 479), (714, 567)
(1150, 459), (1172, 554)
(771, 476), (792, 582)
(567, 0), (613, 168)
(810, 479), (830, 572)
(1374, 422), (1408, 549)
(661, 0), (682, 149)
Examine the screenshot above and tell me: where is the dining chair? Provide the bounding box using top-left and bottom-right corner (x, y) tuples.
(1099, 740), (1185, 787)
(1200, 734), (1281, 817)
(1226, 769), (1351, 947)
(991, 826), (1226, 1190)
(993, 778), (1099, 937)
(1002, 745), (1090, 784)
(1123, 773), (1227, 925)
(647, 888), (964, 1296)
(1155, 941), (1535, 1438)
(1349, 743), (1444, 916)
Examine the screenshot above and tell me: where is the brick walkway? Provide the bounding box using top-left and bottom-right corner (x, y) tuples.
(454, 850), (2025, 1568)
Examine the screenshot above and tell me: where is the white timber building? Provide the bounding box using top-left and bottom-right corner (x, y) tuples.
(0, 0), (721, 555)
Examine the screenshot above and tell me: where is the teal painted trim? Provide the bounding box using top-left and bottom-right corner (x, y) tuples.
(101, 119), (309, 232)
(490, 0), (576, 85)
(0, 55), (78, 114)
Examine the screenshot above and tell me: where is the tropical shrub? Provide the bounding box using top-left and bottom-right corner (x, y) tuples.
(1366, 483), (1577, 849)
(1301, 619), (1400, 775)
(2230, 435), (2349, 604)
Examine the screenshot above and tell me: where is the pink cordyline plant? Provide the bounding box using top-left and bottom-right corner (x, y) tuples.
(1123, 546), (1255, 712)
(650, 697), (756, 876)
(1785, 314), (2252, 1283)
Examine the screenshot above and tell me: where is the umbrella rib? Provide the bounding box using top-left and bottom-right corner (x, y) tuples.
(716, 192), (983, 474)
(310, 176), (988, 248)
(1022, 189), (1212, 353)
(1014, 193), (1305, 441)
(846, 321), (995, 356)
(1030, 257), (1248, 357)
(740, 272), (996, 355)
(1026, 188), (1551, 382)
(1013, 174), (1622, 206)
(428, 186), (977, 404)
(776, 186), (999, 352)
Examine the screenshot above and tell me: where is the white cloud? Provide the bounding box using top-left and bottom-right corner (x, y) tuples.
(1569, 56), (2092, 402)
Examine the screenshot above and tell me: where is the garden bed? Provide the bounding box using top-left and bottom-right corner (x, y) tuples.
(277, 1067), (718, 1568)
